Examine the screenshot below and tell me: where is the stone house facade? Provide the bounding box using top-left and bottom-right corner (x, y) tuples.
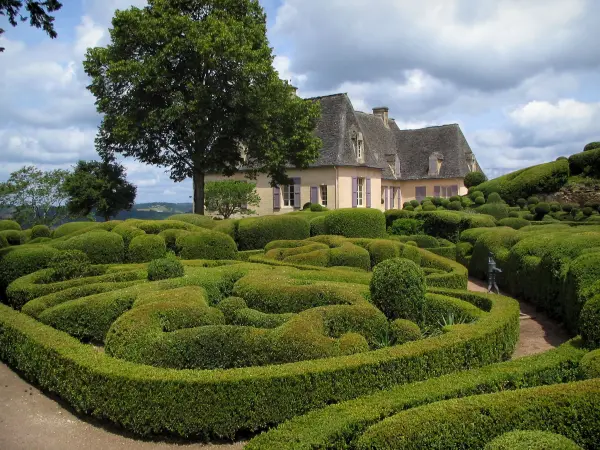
(205, 93), (483, 215)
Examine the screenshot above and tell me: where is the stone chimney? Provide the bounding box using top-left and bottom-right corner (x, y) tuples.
(373, 106), (389, 127)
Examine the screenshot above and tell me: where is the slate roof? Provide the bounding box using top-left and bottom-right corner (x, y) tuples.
(307, 93), (483, 180)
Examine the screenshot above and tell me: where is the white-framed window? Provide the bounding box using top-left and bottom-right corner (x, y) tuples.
(357, 139), (364, 160)
(320, 185), (328, 206)
(357, 178), (365, 207)
(283, 185), (295, 207)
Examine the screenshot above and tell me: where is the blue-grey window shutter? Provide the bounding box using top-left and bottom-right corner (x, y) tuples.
(384, 186), (389, 210)
(310, 186), (318, 204)
(366, 178), (371, 208)
(352, 177), (358, 208)
(434, 186), (441, 198)
(293, 178), (301, 208)
(273, 185), (280, 209)
(451, 185), (459, 197)
(389, 187), (394, 209)
(396, 188), (401, 209)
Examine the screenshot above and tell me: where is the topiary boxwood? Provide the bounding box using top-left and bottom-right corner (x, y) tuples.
(584, 141), (600, 152)
(0, 229), (24, 245)
(580, 296), (600, 349)
(0, 234), (8, 249)
(147, 256), (185, 281)
(237, 215), (310, 251)
(54, 231), (125, 264)
(310, 216), (327, 237)
(497, 217), (530, 230)
(177, 231), (237, 260)
(0, 245), (60, 293)
(370, 258), (426, 322)
(390, 319), (421, 345)
(484, 430), (583, 450)
(324, 209), (386, 239)
(30, 225), (51, 239)
(112, 224), (146, 249)
(128, 234), (167, 263)
(0, 220), (21, 231)
(49, 250), (91, 282)
(464, 171), (486, 189)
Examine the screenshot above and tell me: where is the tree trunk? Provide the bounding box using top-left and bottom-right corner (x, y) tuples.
(193, 171), (205, 215)
(104, 215), (111, 222)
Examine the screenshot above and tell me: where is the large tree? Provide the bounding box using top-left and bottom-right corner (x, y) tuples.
(0, 0), (63, 52)
(204, 180), (260, 219)
(0, 165), (69, 226)
(63, 160), (137, 222)
(84, 0), (321, 215)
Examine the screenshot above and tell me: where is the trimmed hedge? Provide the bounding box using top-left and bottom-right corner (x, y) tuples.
(177, 231), (237, 260)
(581, 349), (600, 379)
(484, 431), (583, 450)
(569, 148), (600, 178)
(497, 217), (530, 229)
(31, 225), (51, 239)
(158, 229), (190, 253)
(0, 219), (21, 231)
(309, 216), (326, 236)
(469, 159), (570, 204)
(125, 219), (203, 234)
(0, 245), (60, 293)
(237, 215), (310, 251)
(356, 379), (600, 449)
(167, 213), (215, 229)
(0, 234), (8, 248)
(389, 319), (421, 344)
(147, 258), (185, 281)
(0, 278), (519, 438)
(48, 250), (91, 282)
(52, 221), (101, 239)
(324, 209), (386, 238)
(112, 224), (146, 249)
(580, 295), (600, 349)
(246, 341), (584, 450)
(384, 209), (414, 227)
(128, 235), (167, 263)
(53, 231), (125, 265)
(0, 229), (24, 245)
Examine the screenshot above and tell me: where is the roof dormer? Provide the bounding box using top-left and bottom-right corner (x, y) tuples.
(351, 129), (365, 162)
(429, 152), (444, 177)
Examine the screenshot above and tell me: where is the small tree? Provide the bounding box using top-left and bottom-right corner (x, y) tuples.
(64, 160), (137, 221)
(204, 180), (260, 219)
(464, 171), (487, 189)
(0, 166), (69, 226)
(0, 0), (63, 52)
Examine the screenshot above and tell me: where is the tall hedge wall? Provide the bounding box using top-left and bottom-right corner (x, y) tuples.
(324, 209), (386, 239)
(237, 215), (310, 250)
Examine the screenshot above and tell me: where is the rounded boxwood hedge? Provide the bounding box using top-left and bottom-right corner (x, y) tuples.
(237, 215), (310, 250)
(309, 215), (326, 237)
(0, 234), (8, 249)
(177, 231), (237, 260)
(497, 217), (530, 230)
(30, 225), (51, 239)
(580, 349), (600, 379)
(167, 213), (215, 229)
(324, 209), (386, 239)
(54, 231), (125, 265)
(484, 430), (583, 450)
(0, 245), (60, 293)
(580, 296), (600, 349)
(0, 219), (21, 231)
(128, 234), (167, 263)
(49, 250), (91, 282)
(370, 258), (426, 322)
(147, 257), (185, 281)
(390, 319), (421, 344)
(112, 224), (146, 249)
(159, 229), (190, 253)
(52, 222), (100, 239)
(0, 229), (24, 245)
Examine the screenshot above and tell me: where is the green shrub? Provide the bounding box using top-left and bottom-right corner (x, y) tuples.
(177, 231), (237, 260)
(484, 430), (583, 450)
(310, 204), (327, 212)
(329, 242), (371, 270)
(49, 250), (91, 282)
(0, 245), (60, 293)
(415, 211), (462, 242)
(509, 211), (519, 218)
(470, 190), (484, 199)
(497, 218), (530, 230)
(404, 205), (414, 211)
(324, 209), (386, 239)
(570, 148), (600, 178)
(516, 198), (527, 209)
(0, 229), (23, 245)
(580, 296), (600, 349)
(112, 224), (146, 249)
(582, 207), (594, 217)
(385, 209), (414, 227)
(356, 379), (600, 449)
(461, 214), (497, 230)
(126, 219), (201, 234)
(584, 142), (600, 152)
(0, 234), (8, 248)
(550, 202), (562, 212)
(468, 160), (569, 204)
(128, 234), (167, 263)
(245, 341), (582, 450)
(477, 203), (509, 220)
(167, 213), (215, 229)
(370, 258), (426, 322)
(410, 200), (420, 208)
(464, 171), (487, 188)
(581, 349), (600, 379)
(212, 219), (238, 239)
(30, 225), (51, 239)
(422, 203), (437, 212)
(367, 240), (399, 267)
(52, 221), (100, 239)
(487, 192), (503, 203)
(390, 319), (421, 344)
(147, 256), (185, 281)
(406, 241), (417, 247)
(238, 215), (310, 250)
(390, 218), (423, 236)
(0, 220), (21, 231)
(310, 215), (327, 237)
(528, 196), (540, 205)
(474, 196), (486, 205)
(447, 200), (463, 211)
(54, 231), (124, 264)
(158, 229), (190, 253)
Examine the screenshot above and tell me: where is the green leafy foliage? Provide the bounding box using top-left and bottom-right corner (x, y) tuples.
(484, 431), (583, 450)
(0, 229), (24, 245)
(177, 231), (237, 260)
(128, 234), (167, 263)
(0, 220), (21, 231)
(370, 258), (426, 322)
(48, 250), (91, 282)
(64, 160), (136, 221)
(497, 217), (530, 230)
(84, 0), (321, 214)
(464, 171), (487, 188)
(53, 231), (124, 264)
(324, 209), (386, 238)
(147, 256), (185, 281)
(389, 319), (421, 344)
(584, 142), (600, 152)
(0, 245), (60, 293)
(0, 0), (63, 52)
(580, 296), (600, 349)
(30, 225), (50, 239)
(238, 215), (310, 250)
(0, 166), (70, 226)
(390, 218), (423, 236)
(204, 180), (261, 219)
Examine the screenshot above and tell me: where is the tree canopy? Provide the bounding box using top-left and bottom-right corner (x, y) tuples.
(63, 160), (137, 221)
(84, 0), (322, 215)
(0, 165), (69, 225)
(204, 180), (260, 219)
(0, 0), (62, 52)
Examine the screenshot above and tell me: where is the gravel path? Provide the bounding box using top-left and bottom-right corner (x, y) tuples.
(0, 280), (570, 449)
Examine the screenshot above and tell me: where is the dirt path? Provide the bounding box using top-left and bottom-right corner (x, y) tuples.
(467, 278), (570, 358)
(0, 282), (570, 449)
(0, 364), (244, 450)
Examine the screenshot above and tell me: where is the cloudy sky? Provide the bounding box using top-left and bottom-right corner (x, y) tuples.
(1, 0), (599, 203)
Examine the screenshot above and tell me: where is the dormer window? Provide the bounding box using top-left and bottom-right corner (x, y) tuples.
(429, 152), (444, 177)
(394, 155), (401, 177)
(351, 130), (365, 162)
(466, 153), (477, 172)
(357, 138), (364, 160)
